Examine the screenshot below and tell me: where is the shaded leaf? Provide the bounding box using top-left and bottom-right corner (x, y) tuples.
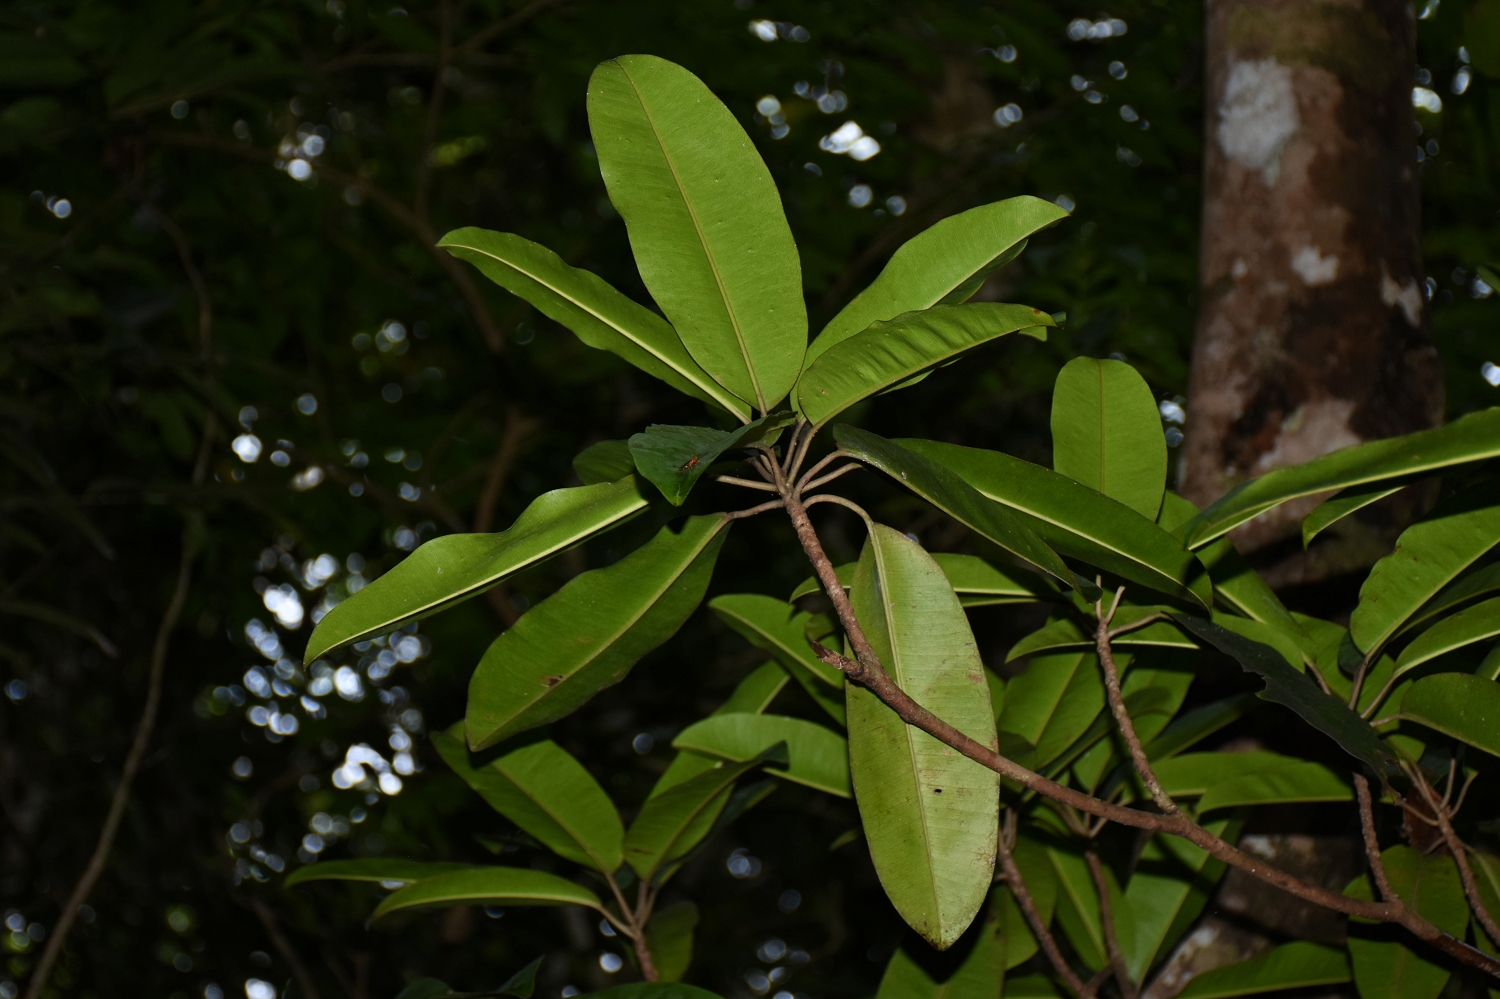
(1346, 846), (1467, 999)
(873, 904), (1005, 998)
(1182, 408), (1500, 547)
(1399, 673), (1500, 757)
(1395, 595), (1500, 674)
(847, 524), (999, 949)
(628, 414), (793, 504)
(673, 713), (850, 797)
(1174, 941), (1350, 999)
(306, 478), (649, 662)
(790, 553), (1055, 605)
(1397, 561), (1500, 639)
(624, 751), (779, 881)
(1302, 479), (1414, 548)
(1171, 615), (1398, 776)
(284, 859), (473, 888)
(467, 515), (729, 749)
(796, 303), (1052, 426)
(574, 440), (636, 485)
(1195, 761), (1350, 812)
(438, 228), (748, 419)
(833, 427), (1075, 590)
(588, 56), (805, 412)
(584, 985), (724, 999)
(650, 661), (790, 797)
(1143, 694), (1259, 762)
(1046, 845), (1117, 971)
(431, 727), (624, 873)
(1007, 609), (1193, 661)
(644, 901), (698, 982)
(898, 438), (1212, 609)
(1351, 482), (1500, 655)
(807, 195), (1068, 366)
(372, 867), (604, 920)
(1123, 820), (1237, 980)
(1051, 357), (1167, 520)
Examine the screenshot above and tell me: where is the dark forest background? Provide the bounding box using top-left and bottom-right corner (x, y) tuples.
(2, 2), (1498, 998)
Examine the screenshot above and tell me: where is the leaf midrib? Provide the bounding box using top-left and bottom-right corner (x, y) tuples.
(615, 59), (767, 413)
(450, 239), (749, 420)
(495, 763), (618, 875)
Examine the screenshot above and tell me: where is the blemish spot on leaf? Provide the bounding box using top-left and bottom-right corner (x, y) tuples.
(542, 675), (563, 687)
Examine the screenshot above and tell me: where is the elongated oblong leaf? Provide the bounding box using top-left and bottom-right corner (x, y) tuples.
(833, 427), (1074, 590)
(807, 196), (1068, 367)
(673, 714), (850, 797)
(708, 592), (845, 723)
(625, 753), (775, 881)
(1007, 608), (1193, 661)
(629, 413), (792, 505)
(372, 867), (603, 920)
(1151, 750), (1326, 797)
(437, 228), (749, 420)
(898, 438), (1212, 609)
(1399, 672), (1500, 757)
(644, 901), (698, 983)
(1195, 761), (1351, 812)
(467, 515), (729, 749)
(1395, 595), (1500, 674)
(789, 553), (1055, 605)
(432, 728), (624, 873)
(1051, 357), (1166, 520)
(306, 478), (648, 663)
(847, 524), (999, 950)
(1183, 407), (1500, 547)
(284, 859), (473, 887)
(588, 55), (805, 413)
(797, 304), (1052, 426)
(1397, 561), (1500, 638)
(1171, 615), (1398, 775)
(1302, 479), (1413, 548)
(1351, 483), (1500, 655)
(1175, 941), (1350, 999)
(1124, 820), (1236, 980)
(1346, 846), (1467, 999)
(574, 440), (636, 485)
(651, 661), (789, 797)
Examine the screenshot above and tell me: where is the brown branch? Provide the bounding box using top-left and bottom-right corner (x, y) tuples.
(724, 498), (785, 522)
(1355, 774), (1396, 901)
(802, 462), (862, 493)
(1409, 768), (1500, 945)
(1095, 591), (1178, 815)
(249, 896), (324, 999)
(714, 474), (780, 492)
(632, 880), (659, 982)
(801, 493), (873, 525)
(784, 489), (1500, 979)
(998, 818), (1093, 999)
(1088, 851), (1138, 999)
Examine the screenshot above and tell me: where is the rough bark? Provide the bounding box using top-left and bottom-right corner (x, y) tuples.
(1180, 0), (1443, 551)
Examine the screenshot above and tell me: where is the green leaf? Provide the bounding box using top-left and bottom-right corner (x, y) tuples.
(498, 957), (543, 998)
(305, 478), (649, 663)
(897, 438), (1213, 609)
(1473, 852), (1500, 951)
(431, 727), (624, 873)
(1123, 821), (1236, 980)
(284, 859), (474, 888)
(873, 904), (1006, 999)
(832, 427), (1075, 590)
(672, 713), (850, 797)
(1195, 761), (1350, 812)
(1007, 609), (1194, 662)
(624, 751), (778, 881)
(437, 228), (749, 420)
(1395, 596), (1500, 674)
(1351, 483), (1500, 655)
(1210, 612), (1304, 669)
(574, 440), (636, 485)
(1005, 975), (1062, 999)
(1174, 941), (1351, 999)
(806, 196), (1068, 367)
(1051, 357), (1167, 520)
(467, 515), (729, 749)
(588, 56), (805, 413)
(1301, 479), (1413, 548)
(1346, 846), (1468, 999)
(847, 524), (1000, 949)
(1171, 615), (1398, 775)
(394, 979), (453, 999)
(644, 901), (698, 982)
(1397, 562), (1500, 639)
(708, 593), (846, 724)
(1182, 408), (1500, 547)
(650, 661), (790, 797)
(1143, 694), (1259, 762)
(1000, 838), (1059, 970)
(584, 985), (724, 999)
(796, 303), (1053, 426)
(1150, 750), (1321, 796)
(372, 867), (604, 920)
(790, 553), (1054, 605)
(1046, 845), (1115, 971)
(996, 650), (1095, 752)
(628, 413), (793, 505)
(1399, 673), (1500, 757)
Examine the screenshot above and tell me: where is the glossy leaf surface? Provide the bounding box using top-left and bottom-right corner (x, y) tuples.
(1175, 942), (1350, 999)
(790, 553), (1053, 604)
(588, 56), (805, 412)
(467, 515), (728, 749)
(847, 525), (999, 949)
(628, 413), (792, 504)
(808, 195), (1067, 366)
(1182, 407), (1500, 547)
(1301, 479), (1412, 548)
(306, 478), (648, 662)
(284, 859), (473, 887)
(1346, 846), (1467, 999)
(1051, 357), (1166, 519)
(1351, 483), (1500, 655)
(372, 867), (604, 919)
(673, 713), (849, 797)
(1397, 562), (1500, 638)
(898, 438), (1212, 608)
(431, 728), (624, 873)
(1007, 609), (1193, 661)
(1395, 595), (1500, 674)
(797, 303), (1051, 426)
(834, 427), (1074, 589)
(438, 228), (748, 419)
(1399, 673), (1500, 757)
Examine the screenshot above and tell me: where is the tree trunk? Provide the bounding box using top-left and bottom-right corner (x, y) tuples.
(1179, 0), (1444, 553)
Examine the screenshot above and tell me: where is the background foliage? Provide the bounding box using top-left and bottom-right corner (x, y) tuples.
(2, 1), (1498, 998)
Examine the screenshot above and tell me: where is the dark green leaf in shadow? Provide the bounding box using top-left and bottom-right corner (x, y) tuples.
(372, 867), (605, 920)
(628, 413), (793, 505)
(1301, 479), (1416, 548)
(1394, 596), (1500, 674)
(284, 859), (475, 888)
(673, 714), (850, 797)
(650, 662), (790, 797)
(1399, 673), (1500, 757)
(574, 440), (636, 485)
(1345, 846), (1467, 999)
(1174, 941), (1350, 999)
(644, 901), (698, 983)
